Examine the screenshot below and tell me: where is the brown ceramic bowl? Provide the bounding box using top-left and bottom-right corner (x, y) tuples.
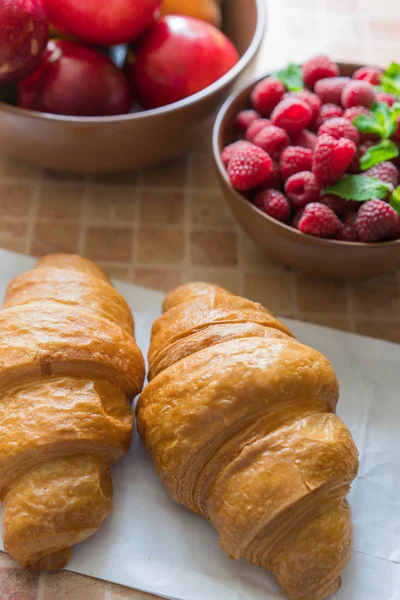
(213, 62), (400, 279)
(0, 0), (266, 174)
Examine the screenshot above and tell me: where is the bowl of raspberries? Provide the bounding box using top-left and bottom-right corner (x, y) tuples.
(213, 55), (400, 278)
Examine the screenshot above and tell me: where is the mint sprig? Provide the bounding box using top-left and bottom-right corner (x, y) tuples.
(352, 101), (400, 170)
(390, 186), (400, 216)
(274, 63), (304, 92)
(325, 175), (392, 201)
(377, 62), (400, 99)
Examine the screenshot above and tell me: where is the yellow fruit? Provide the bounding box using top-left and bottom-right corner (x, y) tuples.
(161, 0), (222, 28)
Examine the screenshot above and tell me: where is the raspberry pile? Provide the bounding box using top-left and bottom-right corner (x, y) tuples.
(222, 56), (400, 243)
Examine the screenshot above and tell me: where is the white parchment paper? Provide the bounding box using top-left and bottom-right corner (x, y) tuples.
(0, 249), (398, 600)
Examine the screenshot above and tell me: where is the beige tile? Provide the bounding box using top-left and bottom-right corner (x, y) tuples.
(86, 186), (138, 222)
(42, 571), (107, 600)
(108, 581), (160, 600)
(142, 157), (187, 188)
(240, 233), (280, 270)
(31, 221), (79, 256)
(84, 226), (133, 263)
(185, 267), (241, 295)
(190, 193), (235, 229)
(350, 275), (399, 320)
(244, 270), (295, 315)
(369, 19), (400, 40)
(37, 184), (84, 219)
(190, 154), (219, 190)
(296, 274), (348, 315)
(0, 183), (33, 216)
(133, 268), (182, 292)
(298, 313), (352, 332)
(190, 231), (237, 267)
(0, 219), (28, 252)
(137, 228), (185, 265)
(98, 264), (131, 281)
(0, 565), (40, 600)
(0, 155), (37, 179)
(139, 190), (185, 226)
(354, 320), (400, 344)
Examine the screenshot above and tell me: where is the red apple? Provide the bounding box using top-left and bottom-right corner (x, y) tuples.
(44, 0), (162, 46)
(18, 40), (132, 116)
(128, 16), (240, 110)
(0, 0), (48, 85)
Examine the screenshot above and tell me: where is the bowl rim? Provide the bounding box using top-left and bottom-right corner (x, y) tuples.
(0, 0), (267, 124)
(212, 63), (400, 250)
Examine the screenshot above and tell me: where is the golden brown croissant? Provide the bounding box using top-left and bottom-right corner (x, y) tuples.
(0, 254), (145, 570)
(137, 283), (359, 600)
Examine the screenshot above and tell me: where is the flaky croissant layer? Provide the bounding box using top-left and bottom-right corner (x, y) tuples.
(137, 283), (359, 600)
(0, 254), (145, 570)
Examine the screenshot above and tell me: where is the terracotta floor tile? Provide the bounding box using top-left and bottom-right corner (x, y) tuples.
(142, 158), (187, 188)
(91, 171), (138, 186)
(240, 233), (281, 270)
(0, 566), (40, 600)
(84, 226), (134, 263)
(98, 264), (131, 281)
(37, 184), (85, 220)
(350, 275), (399, 319)
(87, 186), (138, 222)
(244, 270), (295, 315)
(190, 154), (219, 190)
(0, 183), (33, 217)
(139, 190), (185, 226)
(185, 267), (241, 295)
(31, 221), (80, 256)
(190, 231), (237, 267)
(354, 320), (400, 344)
(0, 155), (37, 179)
(296, 274), (348, 315)
(41, 169), (86, 183)
(298, 313), (352, 332)
(42, 571), (107, 600)
(190, 193), (235, 229)
(133, 267), (182, 292)
(137, 227), (185, 265)
(108, 582), (160, 599)
(0, 219), (28, 253)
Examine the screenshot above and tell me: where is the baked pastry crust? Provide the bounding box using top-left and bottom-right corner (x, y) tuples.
(137, 283), (359, 600)
(0, 254), (145, 570)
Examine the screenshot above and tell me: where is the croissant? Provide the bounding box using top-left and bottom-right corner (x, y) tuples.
(137, 283), (359, 600)
(0, 254), (145, 570)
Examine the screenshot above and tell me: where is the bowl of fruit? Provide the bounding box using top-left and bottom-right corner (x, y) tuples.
(0, 0), (266, 173)
(213, 56), (400, 279)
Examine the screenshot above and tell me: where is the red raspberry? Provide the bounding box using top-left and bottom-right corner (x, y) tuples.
(388, 216), (400, 240)
(246, 118), (272, 143)
(320, 194), (359, 216)
(344, 106), (371, 122)
(347, 140), (375, 174)
(235, 110), (260, 134)
(228, 145), (273, 191)
(376, 92), (397, 107)
(391, 117), (400, 142)
(295, 90), (322, 125)
(314, 77), (351, 105)
(280, 146), (313, 180)
(253, 125), (290, 159)
(298, 202), (341, 238)
(302, 55), (340, 89)
(336, 215), (359, 242)
(363, 161), (399, 188)
(315, 103), (344, 129)
(341, 81), (376, 109)
(318, 117), (360, 144)
(291, 208), (305, 229)
(254, 189), (291, 222)
(260, 159), (282, 189)
(291, 129), (317, 151)
(312, 134), (356, 185)
(285, 171), (320, 207)
(271, 97), (312, 134)
(356, 199), (399, 242)
(352, 66), (383, 85)
(251, 77), (285, 116)
(221, 141), (253, 166)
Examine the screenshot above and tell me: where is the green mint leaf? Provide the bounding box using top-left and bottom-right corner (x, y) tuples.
(353, 114), (383, 136)
(360, 140), (399, 170)
(325, 175), (391, 201)
(380, 62), (400, 98)
(390, 186), (400, 216)
(274, 63), (304, 92)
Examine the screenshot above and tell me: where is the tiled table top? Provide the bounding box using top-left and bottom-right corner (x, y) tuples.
(1, 0), (399, 598)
